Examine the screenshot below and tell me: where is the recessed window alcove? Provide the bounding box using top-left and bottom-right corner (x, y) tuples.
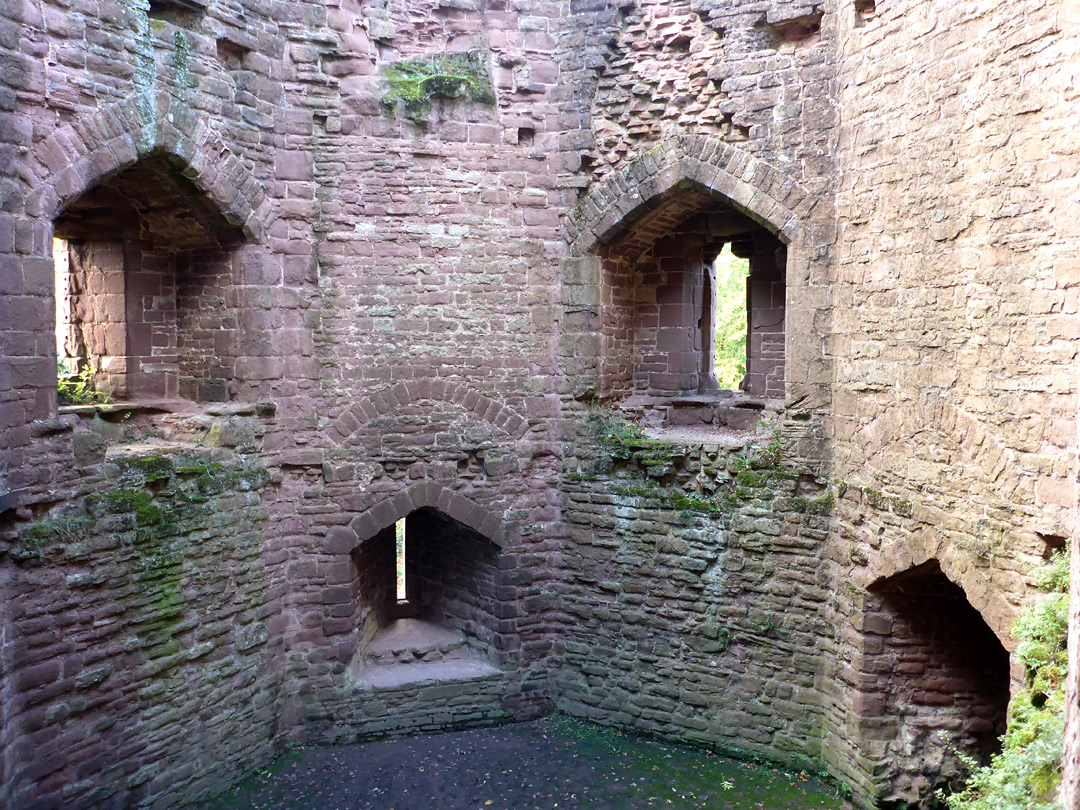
(596, 183), (786, 429)
(348, 508), (504, 690)
(53, 155), (244, 403)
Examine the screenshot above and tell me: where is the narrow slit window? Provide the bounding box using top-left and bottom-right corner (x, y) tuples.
(713, 244), (750, 390)
(395, 518), (407, 602)
(53, 237), (74, 376)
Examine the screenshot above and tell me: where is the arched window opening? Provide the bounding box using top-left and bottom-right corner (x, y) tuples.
(348, 508), (504, 686)
(598, 186), (786, 428)
(52, 155), (244, 404)
(855, 561), (1010, 808)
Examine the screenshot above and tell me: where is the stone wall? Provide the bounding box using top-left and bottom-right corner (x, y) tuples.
(0, 409), (278, 809)
(826, 0), (1080, 803)
(2, 0), (1080, 806)
(557, 409), (834, 765)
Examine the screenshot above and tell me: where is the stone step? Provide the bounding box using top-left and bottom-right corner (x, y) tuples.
(354, 658), (501, 692)
(363, 618), (474, 667)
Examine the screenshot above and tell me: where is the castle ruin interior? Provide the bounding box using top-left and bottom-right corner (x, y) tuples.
(2, 0), (1080, 807)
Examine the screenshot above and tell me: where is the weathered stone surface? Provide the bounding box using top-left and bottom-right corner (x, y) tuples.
(1, 0), (1079, 807)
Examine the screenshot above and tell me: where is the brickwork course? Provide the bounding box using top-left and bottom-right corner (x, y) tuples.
(1, 0), (1079, 808)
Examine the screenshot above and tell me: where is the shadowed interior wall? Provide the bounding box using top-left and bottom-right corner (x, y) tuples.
(598, 190), (786, 399)
(352, 525), (396, 646)
(851, 563), (1010, 806)
(411, 508), (505, 665)
(52, 157), (242, 401)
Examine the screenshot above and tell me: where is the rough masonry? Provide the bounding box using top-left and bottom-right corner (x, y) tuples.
(1, 0), (1079, 807)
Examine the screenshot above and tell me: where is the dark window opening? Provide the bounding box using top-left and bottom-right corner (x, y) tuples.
(854, 0), (877, 27)
(1038, 532), (1068, 560)
(52, 155), (244, 404)
(216, 38), (250, 71)
(855, 561), (1010, 807)
(349, 508), (506, 679)
(148, 0), (206, 25)
(764, 12), (824, 45)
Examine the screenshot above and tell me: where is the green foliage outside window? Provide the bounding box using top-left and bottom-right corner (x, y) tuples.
(713, 247), (749, 390)
(57, 357), (110, 406)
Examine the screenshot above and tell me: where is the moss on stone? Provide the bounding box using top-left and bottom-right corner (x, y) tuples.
(736, 470), (764, 487)
(117, 455), (174, 483)
(176, 462), (222, 476)
(794, 491), (835, 515)
(226, 468), (269, 491)
(15, 517), (94, 559)
(198, 474), (225, 495)
(670, 491), (726, 515)
(382, 50), (495, 116)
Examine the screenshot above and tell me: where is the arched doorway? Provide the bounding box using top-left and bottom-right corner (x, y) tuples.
(854, 560), (1010, 808)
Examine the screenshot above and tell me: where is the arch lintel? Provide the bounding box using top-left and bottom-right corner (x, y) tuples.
(335, 482), (511, 555)
(568, 137), (812, 257)
(34, 93), (270, 243)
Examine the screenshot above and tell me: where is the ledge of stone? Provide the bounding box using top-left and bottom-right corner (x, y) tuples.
(59, 400), (191, 419)
(354, 659), (501, 692)
(105, 441), (208, 461)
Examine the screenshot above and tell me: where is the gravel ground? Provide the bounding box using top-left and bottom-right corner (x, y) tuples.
(201, 715), (852, 810)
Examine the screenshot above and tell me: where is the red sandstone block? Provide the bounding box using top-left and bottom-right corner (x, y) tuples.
(461, 500), (488, 531)
(368, 498), (398, 531)
(471, 394), (492, 417)
(389, 488), (416, 519)
(405, 480), (434, 509)
(14, 659), (60, 692)
(479, 511), (503, 540)
(435, 487), (457, 516)
(274, 149), (313, 181)
(468, 125), (501, 145)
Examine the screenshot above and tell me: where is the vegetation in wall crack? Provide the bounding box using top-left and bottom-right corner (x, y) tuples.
(382, 50), (495, 116)
(793, 491), (835, 515)
(582, 408), (800, 515)
(15, 516), (93, 559)
(586, 406), (650, 446)
(585, 407), (686, 481)
(946, 547), (1068, 810)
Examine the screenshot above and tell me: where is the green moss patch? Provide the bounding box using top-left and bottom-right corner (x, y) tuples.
(382, 50), (495, 115)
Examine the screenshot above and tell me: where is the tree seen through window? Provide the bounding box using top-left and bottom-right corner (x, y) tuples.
(713, 244), (749, 390)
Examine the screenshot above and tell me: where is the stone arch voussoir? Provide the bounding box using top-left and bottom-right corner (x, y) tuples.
(325, 482), (511, 554)
(329, 381), (531, 445)
(29, 91), (270, 242)
(564, 135), (814, 258)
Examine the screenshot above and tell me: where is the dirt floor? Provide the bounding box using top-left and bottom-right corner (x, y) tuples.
(201, 715), (853, 810)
